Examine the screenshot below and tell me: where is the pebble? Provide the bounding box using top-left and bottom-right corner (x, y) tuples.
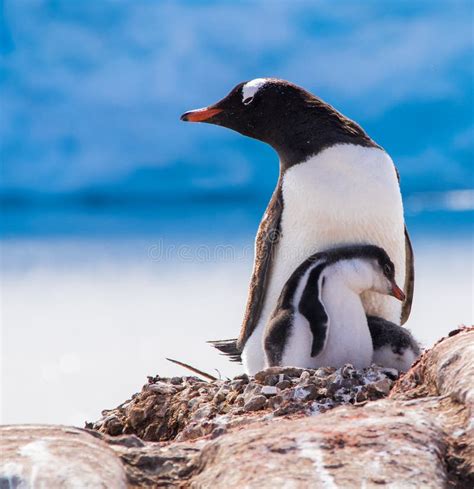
(293, 384), (319, 401)
(341, 364), (355, 378)
(234, 394), (245, 406)
(276, 380), (292, 390)
(254, 366), (307, 382)
(93, 363), (400, 442)
(373, 378), (392, 395)
(128, 407), (147, 429)
(213, 390), (227, 403)
(243, 382), (262, 400)
(230, 380), (246, 392)
(315, 367), (335, 377)
(147, 382), (177, 395)
(261, 386), (278, 397)
(263, 375), (279, 386)
(105, 417), (123, 436)
(299, 371), (311, 382)
(234, 373), (249, 383)
(355, 390), (368, 403)
(193, 405), (214, 421)
(244, 395), (268, 412)
(211, 426), (227, 439)
(226, 391), (239, 404)
(268, 395), (284, 409)
(188, 398), (199, 409)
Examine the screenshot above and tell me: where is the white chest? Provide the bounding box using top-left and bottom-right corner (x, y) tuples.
(273, 144), (405, 318)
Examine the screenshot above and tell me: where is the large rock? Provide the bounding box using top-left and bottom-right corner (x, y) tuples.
(1, 328), (472, 488)
(190, 400), (449, 488)
(0, 425), (127, 488)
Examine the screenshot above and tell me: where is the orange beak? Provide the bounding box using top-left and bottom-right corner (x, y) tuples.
(390, 282), (406, 302)
(180, 107), (223, 122)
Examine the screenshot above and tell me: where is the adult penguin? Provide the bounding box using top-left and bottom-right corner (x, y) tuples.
(182, 78), (414, 374)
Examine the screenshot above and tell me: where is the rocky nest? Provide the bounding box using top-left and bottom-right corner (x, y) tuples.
(89, 364), (399, 442)
(3, 328), (472, 487)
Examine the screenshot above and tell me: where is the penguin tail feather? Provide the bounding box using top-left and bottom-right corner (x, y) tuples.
(207, 338), (242, 364)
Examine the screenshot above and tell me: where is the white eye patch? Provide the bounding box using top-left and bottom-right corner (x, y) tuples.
(242, 78), (267, 104)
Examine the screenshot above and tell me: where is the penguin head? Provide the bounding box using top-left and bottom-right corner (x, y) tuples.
(181, 78), (299, 141)
(181, 78), (372, 165)
(329, 245), (405, 301)
(368, 248), (406, 301)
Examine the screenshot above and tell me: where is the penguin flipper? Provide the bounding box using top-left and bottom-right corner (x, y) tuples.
(401, 226), (415, 325)
(208, 338), (242, 363)
(264, 309), (294, 366)
(237, 186), (283, 349)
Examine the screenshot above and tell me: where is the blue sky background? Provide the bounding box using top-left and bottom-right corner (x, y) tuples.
(0, 0), (473, 234)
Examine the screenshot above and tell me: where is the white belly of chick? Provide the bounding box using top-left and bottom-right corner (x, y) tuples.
(281, 279), (373, 370)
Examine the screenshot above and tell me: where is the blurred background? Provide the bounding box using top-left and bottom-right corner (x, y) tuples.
(1, 0), (473, 426)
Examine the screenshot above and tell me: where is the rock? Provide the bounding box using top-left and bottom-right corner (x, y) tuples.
(192, 405), (214, 421)
(296, 384), (320, 401)
(128, 406), (147, 429)
(261, 385), (278, 397)
(226, 391), (238, 404)
(268, 395), (284, 409)
(275, 379), (291, 390)
(213, 390), (227, 404)
(0, 425), (127, 488)
(103, 416), (124, 436)
(341, 363), (355, 378)
(229, 379), (246, 392)
(243, 395), (268, 412)
(299, 370), (311, 382)
(146, 381), (177, 395)
(234, 373), (250, 382)
(372, 377), (392, 395)
(242, 382), (262, 400)
(263, 374), (279, 386)
(254, 366), (308, 382)
(355, 389), (368, 403)
(2, 328), (471, 487)
(234, 394), (245, 407)
(211, 426), (227, 439)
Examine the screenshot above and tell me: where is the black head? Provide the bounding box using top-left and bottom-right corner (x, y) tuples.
(181, 78), (377, 168)
(337, 244), (405, 301)
(303, 244), (405, 301)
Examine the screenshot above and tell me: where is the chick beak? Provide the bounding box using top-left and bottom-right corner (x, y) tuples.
(180, 107), (223, 122)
